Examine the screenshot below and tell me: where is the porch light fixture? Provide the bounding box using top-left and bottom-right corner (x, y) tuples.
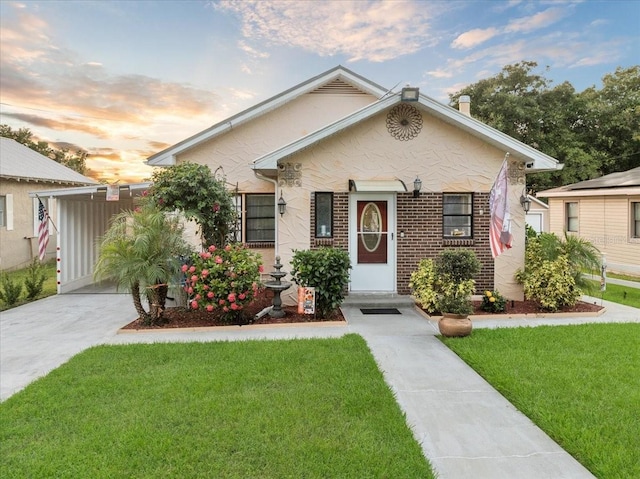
(278, 192), (287, 216)
(520, 190), (531, 213)
(401, 86), (419, 102)
(413, 176), (422, 198)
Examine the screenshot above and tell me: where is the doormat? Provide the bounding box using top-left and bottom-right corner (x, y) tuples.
(360, 308), (401, 315)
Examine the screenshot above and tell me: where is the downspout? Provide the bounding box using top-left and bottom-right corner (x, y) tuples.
(253, 170), (280, 258)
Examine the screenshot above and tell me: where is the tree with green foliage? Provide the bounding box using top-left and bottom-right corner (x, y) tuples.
(0, 125), (89, 175)
(450, 62), (640, 192)
(24, 258), (47, 300)
(147, 162), (237, 248)
(94, 202), (192, 325)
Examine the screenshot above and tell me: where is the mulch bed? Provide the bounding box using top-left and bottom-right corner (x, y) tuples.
(122, 289), (345, 330)
(469, 299), (604, 316)
(122, 290), (605, 330)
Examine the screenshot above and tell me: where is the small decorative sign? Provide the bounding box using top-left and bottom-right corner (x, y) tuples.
(297, 286), (315, 315)
(106, 184), (120, 201)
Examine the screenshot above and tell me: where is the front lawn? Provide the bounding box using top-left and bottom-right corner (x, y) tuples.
(442, 323), (640, 479)
(0, 335), (434, 478)
(587, 280), (640, 308)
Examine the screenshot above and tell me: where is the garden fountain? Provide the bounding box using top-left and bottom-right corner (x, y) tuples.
(264, 256), (292, 318)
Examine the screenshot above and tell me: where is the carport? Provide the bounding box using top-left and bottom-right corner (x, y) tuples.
(29, 183), (150, 293)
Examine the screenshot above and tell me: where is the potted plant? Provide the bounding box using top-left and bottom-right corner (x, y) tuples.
(434, 249), (480, 337)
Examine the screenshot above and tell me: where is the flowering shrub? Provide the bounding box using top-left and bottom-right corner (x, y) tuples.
(481, 290), (507, 313)
(183, 244), (263, 321)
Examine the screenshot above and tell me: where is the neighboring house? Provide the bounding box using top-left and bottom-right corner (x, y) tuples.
(525, 194), (550, 233)
(148, 66), (562, 302)
(537, 167), (640, 276)
(0, 138), (98, 271)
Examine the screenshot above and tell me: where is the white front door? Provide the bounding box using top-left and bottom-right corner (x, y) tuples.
(349, 193), (396, 292)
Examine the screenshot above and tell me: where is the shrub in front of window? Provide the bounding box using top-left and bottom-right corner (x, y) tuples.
(147, 162), (237, 248)
(184, 244), (263, 322)
(290, 247), (351, 318)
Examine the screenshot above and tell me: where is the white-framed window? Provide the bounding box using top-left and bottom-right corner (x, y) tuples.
(632, 202), (640, 239)
(443, 193), (473, 238)
(245, 194), (275, 242)
(566, 202), (578, 232)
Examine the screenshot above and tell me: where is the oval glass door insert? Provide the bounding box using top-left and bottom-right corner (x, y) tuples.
(360, 202), (382, 252)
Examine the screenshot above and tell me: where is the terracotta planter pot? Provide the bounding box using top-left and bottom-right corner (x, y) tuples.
(438, 313), (472, 337)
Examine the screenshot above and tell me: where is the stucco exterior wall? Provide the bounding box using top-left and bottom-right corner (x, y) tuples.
(172, 97), (529, 301)
(0, 180), (58, 270)
(275, 108), (526, 300)
(548, 195), (640, 275)
(178, 92), (378, 193)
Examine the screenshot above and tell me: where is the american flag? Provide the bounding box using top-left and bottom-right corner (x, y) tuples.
(38, 199), (49, 261)
(489, 160), (512, 258)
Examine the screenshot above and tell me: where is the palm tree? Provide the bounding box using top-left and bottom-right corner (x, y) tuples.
(94, 204), (191, 325)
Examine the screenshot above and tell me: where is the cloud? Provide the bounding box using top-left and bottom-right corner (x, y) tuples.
(504, 6), (568, 34)
(0, 6), (222, 136)
(451, 27), (499, 49)
(216, 0), (443, 62)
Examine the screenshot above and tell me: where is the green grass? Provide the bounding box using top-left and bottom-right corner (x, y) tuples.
(0, 261), (57, 311)
(587, 280), (640, 308)
(0, 335), (434, 479)
(441, 324), (640, 479)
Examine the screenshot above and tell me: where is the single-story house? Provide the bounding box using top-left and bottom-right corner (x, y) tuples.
(147, 65), (563, 302)
(525, 194), (550, 233)
(537, 167), (640, 276)
(0, 138), (98, 270)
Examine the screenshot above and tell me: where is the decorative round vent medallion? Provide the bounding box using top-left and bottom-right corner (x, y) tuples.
(386, 104), (423, 141)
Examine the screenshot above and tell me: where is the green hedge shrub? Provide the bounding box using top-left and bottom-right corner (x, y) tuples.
(290, 248), (351, 318)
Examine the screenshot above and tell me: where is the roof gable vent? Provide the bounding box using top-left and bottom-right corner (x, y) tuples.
(310, 78), (369, 95)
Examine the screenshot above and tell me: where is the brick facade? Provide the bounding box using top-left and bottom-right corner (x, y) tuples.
(310, 191), (494, 294)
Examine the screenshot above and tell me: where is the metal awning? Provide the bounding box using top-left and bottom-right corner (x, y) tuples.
(348, 179), (407, 192)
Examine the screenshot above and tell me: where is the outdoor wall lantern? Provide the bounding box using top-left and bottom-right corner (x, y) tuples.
(401, 86), (419, 102)
(413, 176), (422, 198)
(520, 190), (532, 213)
(278, 192), (287, 216)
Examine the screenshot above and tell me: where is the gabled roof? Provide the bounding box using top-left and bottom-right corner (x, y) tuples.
(0, 138), (98, 185)
(147, 65), (388, 166)
(537, 167), (640, 198)
(252, 92), (562, 173)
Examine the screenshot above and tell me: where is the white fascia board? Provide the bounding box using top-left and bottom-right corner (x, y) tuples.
(537, 186), (640, 198)
(28, 182), (152, 199)
(253, 95), (400, 170)
(148, 67), (387, 167)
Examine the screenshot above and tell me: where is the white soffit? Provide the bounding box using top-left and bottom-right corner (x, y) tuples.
(349, 179), (407, 192)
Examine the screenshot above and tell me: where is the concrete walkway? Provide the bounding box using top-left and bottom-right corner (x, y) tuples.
(2, 294), (639, 478)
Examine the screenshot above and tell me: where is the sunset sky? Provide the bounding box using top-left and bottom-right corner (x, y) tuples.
(1, 0), (638, 183)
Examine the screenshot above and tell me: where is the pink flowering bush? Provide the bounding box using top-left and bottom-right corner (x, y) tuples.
(183, 244), (263, 321)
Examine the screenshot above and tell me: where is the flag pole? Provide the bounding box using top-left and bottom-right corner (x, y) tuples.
(34, 194), (59, 233)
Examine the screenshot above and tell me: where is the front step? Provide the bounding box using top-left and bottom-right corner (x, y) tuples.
(343, 293), (415, 308)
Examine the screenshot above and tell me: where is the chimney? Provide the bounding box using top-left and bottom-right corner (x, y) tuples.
(458, 95), (471, 116)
